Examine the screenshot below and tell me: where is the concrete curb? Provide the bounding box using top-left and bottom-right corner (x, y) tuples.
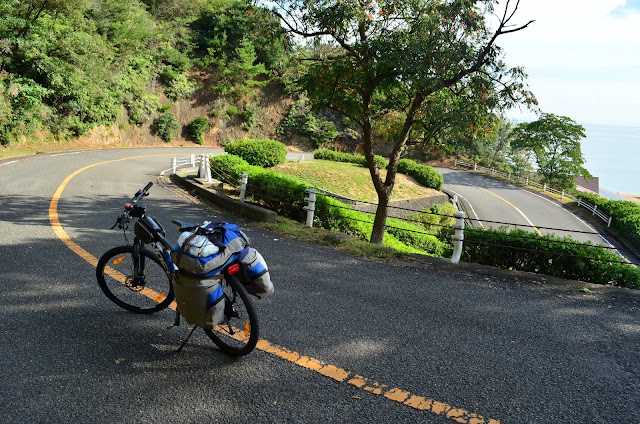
(170, 174), (277, 222)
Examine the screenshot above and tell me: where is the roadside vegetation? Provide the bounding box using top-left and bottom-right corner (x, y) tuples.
(2, 1), (637, 286)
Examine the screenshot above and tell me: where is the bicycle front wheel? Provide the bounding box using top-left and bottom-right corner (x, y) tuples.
(204, 275), (259, 356)
(96, 245), (174, 314)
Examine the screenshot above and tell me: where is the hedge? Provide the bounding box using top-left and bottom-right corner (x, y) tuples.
(209, 154), (445, 255)
(313, 148), (389, 170)
(397, 158), (444, 191)
(457, 227), (640, 289)
(224, 138), (287, 167)
(577, 192), (640, 249)
(314, 149), (443, 191)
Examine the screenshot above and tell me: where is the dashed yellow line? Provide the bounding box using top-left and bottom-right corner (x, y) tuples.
(480, 188), (543, 236)
(49, 155), (501, 424)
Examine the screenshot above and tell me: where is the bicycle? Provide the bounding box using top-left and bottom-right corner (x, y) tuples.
(95, 182), (259, 356)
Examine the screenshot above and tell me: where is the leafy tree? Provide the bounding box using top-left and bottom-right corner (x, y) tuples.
(267, 0), (536, 243)
(217, 38), (269, 96)
(511, 113), (590, 190)
(192, 0), (289, 71)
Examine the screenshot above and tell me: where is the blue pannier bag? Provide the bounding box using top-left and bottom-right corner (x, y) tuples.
(170, 222), (272, 328)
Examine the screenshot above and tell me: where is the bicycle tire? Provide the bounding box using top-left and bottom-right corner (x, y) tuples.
(96, 245), (174, 314)
(204, 275), (259, 356)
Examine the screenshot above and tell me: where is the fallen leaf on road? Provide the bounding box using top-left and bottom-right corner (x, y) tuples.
(115, 358), (125, 364)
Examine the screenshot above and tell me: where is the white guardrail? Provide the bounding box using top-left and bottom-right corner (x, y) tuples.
(454, 158), (613, 227)
(162, 154), (214, 181)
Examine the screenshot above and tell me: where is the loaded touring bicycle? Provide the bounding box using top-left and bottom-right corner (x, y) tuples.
(95, 183), (273, 356)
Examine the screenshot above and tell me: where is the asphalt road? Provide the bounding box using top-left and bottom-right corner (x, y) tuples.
(1, 149), (639, 423)
(437, 167), (608, 245)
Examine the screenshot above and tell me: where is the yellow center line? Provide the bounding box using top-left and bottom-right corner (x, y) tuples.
(49, 155), (500, 424)
(480, 188), (543, 236)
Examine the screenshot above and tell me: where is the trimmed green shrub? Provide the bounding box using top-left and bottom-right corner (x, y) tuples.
(313, 148), (389, 169)
(385, 217), (450, 256)
(153, 113), (179, 142)
(210, 154), (435, 254)
(224, 139), (287, 167)
(457, 227), (640, 289)
(409, 202), (457, 233)
(185, 116), (210, 145)
(397, 158), (444, 190)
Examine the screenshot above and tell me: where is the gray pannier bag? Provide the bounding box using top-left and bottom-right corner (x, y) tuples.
(240, 247), (274, 299)
(169, 222), (272, 329)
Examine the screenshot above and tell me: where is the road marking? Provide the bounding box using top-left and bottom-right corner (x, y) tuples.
(0, 160), (18, 167)
(49, 155), (501, 424)
(480, 188), (543, 236)
(50, 152), (81, 157)
(448, 189), (484, 227)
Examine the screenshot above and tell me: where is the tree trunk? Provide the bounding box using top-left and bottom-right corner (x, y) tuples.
(370, 187), (391, 244)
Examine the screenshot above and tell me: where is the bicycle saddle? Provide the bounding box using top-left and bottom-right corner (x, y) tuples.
(171, 219), (200, 232)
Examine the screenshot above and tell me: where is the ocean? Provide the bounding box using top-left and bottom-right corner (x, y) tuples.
(580, 124), (639, 196)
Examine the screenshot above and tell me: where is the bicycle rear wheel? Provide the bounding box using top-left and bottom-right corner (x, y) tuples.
(204, 275), (259, 356)
(96, 245), (174, 313)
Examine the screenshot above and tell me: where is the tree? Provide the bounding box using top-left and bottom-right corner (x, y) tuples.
(266, 0), (536, 243)
(511, 113), (590, 190)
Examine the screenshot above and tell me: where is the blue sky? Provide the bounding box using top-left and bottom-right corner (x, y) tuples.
(494, 0), (640, 127)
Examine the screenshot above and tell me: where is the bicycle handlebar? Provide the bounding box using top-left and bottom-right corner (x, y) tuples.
(111, 182), (153, 229)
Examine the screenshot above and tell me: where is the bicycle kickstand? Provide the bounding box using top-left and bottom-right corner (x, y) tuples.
(176, 326), (198, 352)
(167, 310), (181, 329)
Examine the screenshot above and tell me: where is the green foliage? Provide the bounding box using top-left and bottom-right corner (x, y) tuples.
(241, 102), (260, 130)
(153, 113), (179, 142)
(185, 116), (210, 144)
(397, 159), (444, 190)
(192, 0), (289, 71)
(224, 138), (287, 167)
(0, 0), (200, 142)
(512, 113), (589, 190)
(0, 75), (52, 145)
(216, 38), (269, 96)
(459, 227), (640, 289)
(313, 148), (388, 170)
(385, 217), (449, 256)
(210, 154), (436, 254)
(162, 68), (198, 101)
(577, 193), (640, 249)
(227, 106), (238, 117)
(277, 99), (342, 148)
(409, 202), (457, 233)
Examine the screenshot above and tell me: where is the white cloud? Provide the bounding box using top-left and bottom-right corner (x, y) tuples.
(493, 0), (640, 125)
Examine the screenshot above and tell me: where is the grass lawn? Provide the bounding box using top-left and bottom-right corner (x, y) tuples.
(272, 159), (440, 202)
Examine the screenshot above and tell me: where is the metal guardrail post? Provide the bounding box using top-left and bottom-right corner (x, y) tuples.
(304, 189), (316, 227)
(171, 157), (177, 175)
(190, 154), (195, 166)
(608, 216), (613, 227)
(451, 211), (466, 264)
(593, 204), (597, 216)
(239, 173), (248, 202)
(474, 162), (477, 171)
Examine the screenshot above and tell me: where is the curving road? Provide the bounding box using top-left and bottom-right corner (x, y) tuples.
(437, 167), (610, 246)
(1, 149), (639, 424)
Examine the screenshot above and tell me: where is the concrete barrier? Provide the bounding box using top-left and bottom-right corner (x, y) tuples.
(170, 174), (277, 223)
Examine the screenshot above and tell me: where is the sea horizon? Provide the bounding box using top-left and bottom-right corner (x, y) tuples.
(580, 123), (638, 196)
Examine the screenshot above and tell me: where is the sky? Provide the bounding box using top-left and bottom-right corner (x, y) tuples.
(493, 0), (640, 127)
